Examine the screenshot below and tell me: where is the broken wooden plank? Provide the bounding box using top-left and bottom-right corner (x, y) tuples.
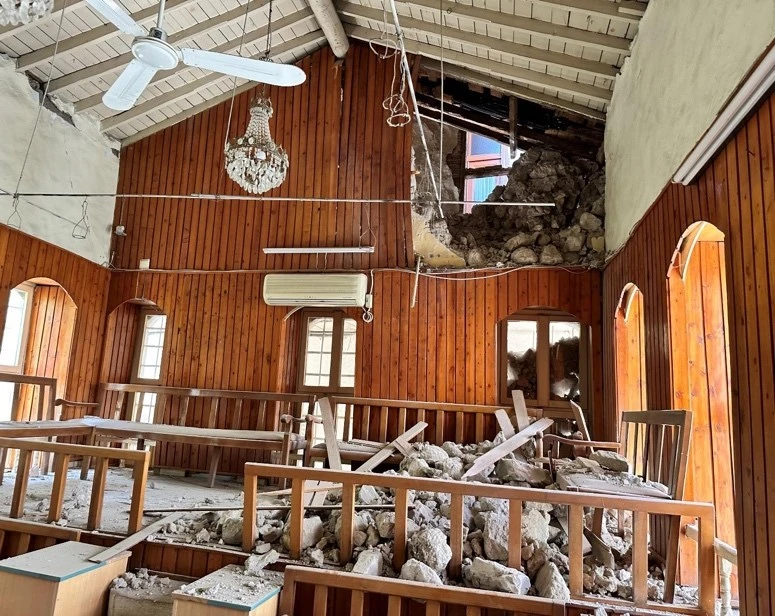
(584, 527), (616, 568)
(358, 422), (427, 473)
(318, 397), (343, 470)
(462, 418), (553, 479)
(88, 512), (183, 563)
(494, 409), (515, 438)
(558, 474), (671, 499)
(511, 390), (531, 431)
(570, 400), (591, 441)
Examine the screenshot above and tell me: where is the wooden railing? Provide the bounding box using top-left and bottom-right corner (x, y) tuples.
(686, 522), (737, 616)
(244, 464), (717, 615)
(279, 565), (566, 616)
(0, 437), (150, 534)
(321, 396), (507, 445)
(98, 383), (316, 433)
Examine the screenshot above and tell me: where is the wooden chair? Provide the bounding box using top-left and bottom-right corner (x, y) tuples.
(554, 409), (693, 604)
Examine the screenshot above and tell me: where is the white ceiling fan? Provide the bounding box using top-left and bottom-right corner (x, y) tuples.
(87, 0), (306, 111)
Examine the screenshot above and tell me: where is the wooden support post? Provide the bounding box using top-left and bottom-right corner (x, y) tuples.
(387, 596), (401, 614)
(289, 478), (304, 559)
(128, 454), (149, 533)
(207, 446), (223, 488)
(349, 590), (364, 616)
(339, 483), (355, 564)
(10, 449), (32, 518)
(449, 493), (464, 578)
(87, 457), (109, 530)
(509, 96), (518, 159)
(393, 488), (408, 571)
(426, 601), (441, 616)
(631, 510), (648, 605)
(697, 512), (716, 615)
(80, 426), (97, 480)
(568, 504), (584, 596)
(242, 473), (257, 551)
(313, 584), (328, 615)
(508, 498), (522, 569)
(47, 453), (70, 523)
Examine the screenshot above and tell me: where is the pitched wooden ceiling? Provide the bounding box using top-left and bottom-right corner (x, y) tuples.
(0, 0), (646, 143)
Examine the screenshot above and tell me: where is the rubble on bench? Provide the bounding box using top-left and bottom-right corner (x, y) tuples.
(143, 428), (699, 606)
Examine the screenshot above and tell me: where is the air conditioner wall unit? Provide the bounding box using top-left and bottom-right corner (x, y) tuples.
(263, 273), (369, 307)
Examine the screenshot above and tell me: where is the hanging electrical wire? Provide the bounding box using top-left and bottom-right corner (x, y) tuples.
(71, 198), (90, 239)
(7, 0), (69, 229)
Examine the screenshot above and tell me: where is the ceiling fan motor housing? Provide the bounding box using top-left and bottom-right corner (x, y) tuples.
(132, 29), (179, 70)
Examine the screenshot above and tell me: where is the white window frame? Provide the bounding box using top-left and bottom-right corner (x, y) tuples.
(0, 282), (35, 374)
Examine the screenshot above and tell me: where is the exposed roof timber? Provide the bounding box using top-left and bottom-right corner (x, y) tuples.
(119, 33), (326, 145)
(530, 0), (646, 24)
(337, 1), (618, 81)
(16, 0), (197, 71)
(101, 28), (322, 130)
(48, 0), (276, 93)
(345, 24), (612, 104)
(307, 0), (349, 57)
(0, 0), (86, 41)
(422, 60), (606, 121)
(400, 0), (632, 56)
(88, 8), (315, 117)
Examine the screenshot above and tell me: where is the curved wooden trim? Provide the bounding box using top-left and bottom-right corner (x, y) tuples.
(668, 221), (726, 281)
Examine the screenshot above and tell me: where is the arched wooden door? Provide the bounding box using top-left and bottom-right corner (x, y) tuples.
(668, 222), (735, 590)
(614, 284), (647, 433)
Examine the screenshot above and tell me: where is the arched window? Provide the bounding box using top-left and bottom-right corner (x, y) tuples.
(498, 307), (591, 413)
(614, 284), (647, 427)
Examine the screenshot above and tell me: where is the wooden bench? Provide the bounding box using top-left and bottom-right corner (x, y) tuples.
(244, 462), (717, 616)
(95, 384), (317, 483)
(279, 565), (566, 616)
(305, 397), (508, 466)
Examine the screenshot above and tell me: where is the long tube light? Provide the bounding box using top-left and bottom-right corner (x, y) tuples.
(673, 45), (775, 185)
(263, 246), (376, 254)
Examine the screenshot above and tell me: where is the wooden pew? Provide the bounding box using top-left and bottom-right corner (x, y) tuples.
(279, 565), (566, 616)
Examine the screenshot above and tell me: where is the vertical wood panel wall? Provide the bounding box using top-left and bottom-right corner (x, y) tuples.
(112, 43), (414, 272)
(0, 226), (110, 411)
(601, 91), (775, 616)
(17, 285), (77, 420)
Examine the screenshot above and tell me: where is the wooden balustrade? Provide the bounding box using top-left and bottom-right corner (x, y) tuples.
(0, 437), (150, 534)
(320, 396), (507, 446)
(279, 565), (566, 616)
(244, 463), (717, 616)
(98, 383), (316, 433)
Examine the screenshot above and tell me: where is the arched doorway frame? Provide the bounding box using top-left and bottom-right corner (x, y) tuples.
(614, 283), (647, 434)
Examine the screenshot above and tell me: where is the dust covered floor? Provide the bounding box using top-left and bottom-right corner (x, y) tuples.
(0, 467), (245, 534)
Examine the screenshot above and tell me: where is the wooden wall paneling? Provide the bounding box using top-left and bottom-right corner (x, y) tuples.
(602, 91), (775, 615)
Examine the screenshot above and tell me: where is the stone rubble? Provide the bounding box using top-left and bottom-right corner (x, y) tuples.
(145, 433), (683, 605)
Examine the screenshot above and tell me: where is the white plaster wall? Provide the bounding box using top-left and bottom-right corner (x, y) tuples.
(604, 0), (775, 251)
(0, 56), (119, 265)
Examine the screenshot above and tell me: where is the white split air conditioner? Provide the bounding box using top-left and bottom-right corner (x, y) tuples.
(262, 273), (369, 307)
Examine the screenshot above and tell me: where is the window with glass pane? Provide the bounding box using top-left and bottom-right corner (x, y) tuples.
(549, 321), (581, 402)
(303, 317), (334, 387)
(339, 318), (357, 388)
(0, 288), (29, 369)
(137, 314), (167, 380)
(504, 320), (538, 400)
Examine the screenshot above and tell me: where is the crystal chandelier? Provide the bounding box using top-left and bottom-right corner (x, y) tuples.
(224, 96), (288, 194)
(0, 0), (52, 25)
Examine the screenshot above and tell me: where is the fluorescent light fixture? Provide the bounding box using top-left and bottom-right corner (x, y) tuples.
(673, 45), (775, 185)
(263, 246), (375, 254)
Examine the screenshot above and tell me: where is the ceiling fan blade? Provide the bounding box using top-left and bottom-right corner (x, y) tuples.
(179, 49), (306, 87)
(102, 60), (157, 111)
(85, 0), (145, 36)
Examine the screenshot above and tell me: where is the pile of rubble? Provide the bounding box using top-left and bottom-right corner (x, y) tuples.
(154, 434), (686, 604)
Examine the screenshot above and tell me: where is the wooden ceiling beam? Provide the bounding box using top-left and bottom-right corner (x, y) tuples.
(345, 24), (612, 104)
(80, 8), (315, 116)
(399, 0), (632, 55)
(117, 34), (325, 145)
(528, 0), (647, 24)
(101, 28), (322, 131)
(337, 1), (617, 80)
(48, 0), (280, 94)
(421, 60), (606, 121)
(16, 0), (197, 72)
(0, 0), (86, 42)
